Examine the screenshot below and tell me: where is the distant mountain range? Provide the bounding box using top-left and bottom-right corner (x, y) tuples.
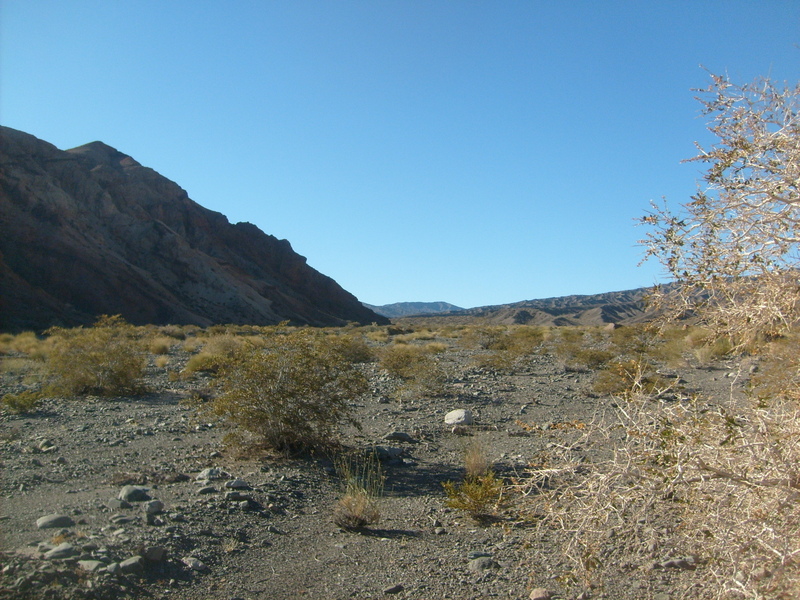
(363, 301), (464, 318)
(0, 127), (388, 331)
(377, 288), (659, 326)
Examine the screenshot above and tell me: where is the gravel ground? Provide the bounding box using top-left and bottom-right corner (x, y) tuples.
(0, 334), (749, 600)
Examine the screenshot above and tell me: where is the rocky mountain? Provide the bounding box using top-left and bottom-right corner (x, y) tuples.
(0, 127), (388, 331)
(363, 301), (464, 318)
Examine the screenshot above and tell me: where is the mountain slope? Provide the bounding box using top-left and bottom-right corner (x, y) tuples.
(0, 127), (388, 331)
(363, 301), (464, 318)
(393, 288), (658, 327)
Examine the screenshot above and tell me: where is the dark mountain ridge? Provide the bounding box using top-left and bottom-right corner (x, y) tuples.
(0, 127), (388, 331)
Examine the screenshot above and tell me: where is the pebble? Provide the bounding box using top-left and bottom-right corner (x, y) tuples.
(197, 485), (217, 495)
(36, 514), (75, 529)
(529, 589), (551, 600)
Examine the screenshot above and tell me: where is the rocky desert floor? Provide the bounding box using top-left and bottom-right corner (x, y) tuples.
(0, 326), (751, 600)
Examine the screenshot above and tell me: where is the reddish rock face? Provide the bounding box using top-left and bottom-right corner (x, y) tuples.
(0, 127), (388, 331)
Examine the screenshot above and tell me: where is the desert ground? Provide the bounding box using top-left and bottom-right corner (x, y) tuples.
(0, 322), (757, 600)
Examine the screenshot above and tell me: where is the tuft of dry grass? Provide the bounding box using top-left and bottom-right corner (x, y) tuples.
(333, 450), (383, 531)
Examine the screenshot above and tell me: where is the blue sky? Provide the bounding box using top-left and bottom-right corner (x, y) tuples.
(2, 1), (799, 308)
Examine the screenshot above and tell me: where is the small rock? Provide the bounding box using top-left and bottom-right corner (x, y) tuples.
(467, 551), (492, 560)
(36, 514), (75, 529)
(44, 543), (78, 560)
(197, 485), (217, 495)
(529, 589), (551, 600)
(144, 500), (165, 514)
(383, 431), (415, 443)
(77, 560), (106, 573)
(752, 566), (771, 580)
(196, 467), (229, 481)
(119, 556), (145, 573)
(434, 527), (447, 535)
(383, 584), (404, 594)
(107, 499), (132, 510)
(660, 558), (694, 570)
(118, 485), (150, 502)
(182, 556), (208, 571)
(444, 408), (473, 426)
(224, 479), (251, 490)
(144, 546), (168, 562)
(105, 562), (120, 575)
(468, 556), (498, 572)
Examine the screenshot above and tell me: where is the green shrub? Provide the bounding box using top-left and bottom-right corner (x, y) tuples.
(209, 329), (368, 453)
(443, 471), (505, 524)
(45, 315), (147, 397)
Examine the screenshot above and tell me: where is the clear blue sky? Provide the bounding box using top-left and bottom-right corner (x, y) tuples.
(2, 2), (799, 308)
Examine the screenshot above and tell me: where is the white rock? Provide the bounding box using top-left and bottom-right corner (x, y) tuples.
(444, 408), (473, 426)
(182, 556), (208, 571)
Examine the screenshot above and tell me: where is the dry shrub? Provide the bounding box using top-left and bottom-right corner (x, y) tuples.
(640, 73), (800, 346)
(525, 387), (800, 599)
(751, 332), (800, 402)
(182, 337), (203, 353)
(1, 390), (42, 414)
(181, 334), (249, 375)
(365, 329), (390, 343)
(332, 450), (383, 531)
(463, 439), (491, 480)
(473, 325), (548, 372)
(148, 336), (174, 355)
(330, 333), (375, 363)
(209, 329), (368, 453)
(378, 343), (446, 395)
(45, 315), (147, 397)
(592, 358), (674, 399)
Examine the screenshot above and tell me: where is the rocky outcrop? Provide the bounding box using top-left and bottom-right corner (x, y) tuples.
(0, 127), (388, 330)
